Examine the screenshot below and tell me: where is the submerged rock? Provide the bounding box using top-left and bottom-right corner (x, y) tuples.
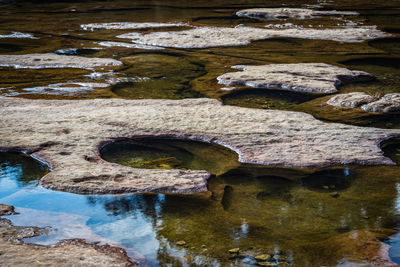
(236, 8), (358, 19)
(327, 92), (376, 107)
(327, 92), (400, 113)
(117, 26), (388, 48)
(21, 82), (110, 96)
(0, 53), (122, 69)
(217, 63), (372, 94)
(0, 98), (399, 194)
(361, 93), (400, 113)
(81, 22), (189, 31)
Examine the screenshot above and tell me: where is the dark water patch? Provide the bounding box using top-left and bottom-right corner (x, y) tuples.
(0, 43), (21, 53)
(381, 137), (400, 164)
(100, 138), (240, 175)
(301, 168), (353, 192)
(340, 57), (400, 69)
(368, 37), (400, 55)
(222, 88), (318, 110)
(112, 53), (206, 99)
(191, 15), (260, 26)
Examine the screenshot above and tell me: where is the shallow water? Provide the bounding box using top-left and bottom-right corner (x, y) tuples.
(1, 0), (400, 266)
(2, 139), (400, 266)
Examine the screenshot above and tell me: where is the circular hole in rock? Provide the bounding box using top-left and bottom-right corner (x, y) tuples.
(100, 138), (240, 175)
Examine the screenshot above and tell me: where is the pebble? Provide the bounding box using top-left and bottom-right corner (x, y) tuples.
(176, 240), (186, 246)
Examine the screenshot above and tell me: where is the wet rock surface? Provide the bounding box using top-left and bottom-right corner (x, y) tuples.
(81, 22), (188, 31)
(117, 26), (389, 48)
(0, 53), (122, 69)
(236, 8), (359, 19)
(217, 63), (372, 94)
(0, 98), (399, 194)
(0, 204), (137, 266)
(327, 92), (376, 107)
(328, 92), (400, 113)
(97, 41), (164, 50)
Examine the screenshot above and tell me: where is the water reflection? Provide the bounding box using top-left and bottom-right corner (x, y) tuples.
(2, 148), (400, 266)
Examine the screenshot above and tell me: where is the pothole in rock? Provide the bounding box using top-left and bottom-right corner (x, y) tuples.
(100, 138), (240, 176)
(112, 53), (206, 99)
(381, 138), (400, 164)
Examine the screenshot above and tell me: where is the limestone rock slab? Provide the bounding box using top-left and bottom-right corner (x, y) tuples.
(236, 8), (359, 19)
(361, 93), (400, 113)
(81, 22), (188, 31)
(117, 26), (389, 48)
(0, 53), (122, 69)
(327, 92), (376, 107)
(0, 98), (399, 194)
(217, 63), (372, 94)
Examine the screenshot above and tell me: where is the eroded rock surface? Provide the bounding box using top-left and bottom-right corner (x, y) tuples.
(0, 219), (136, 266)
(327, 92), (377, 107)
(0, 98), (399, 194)
(327, 92), (400, 113)
(236, 8), (359, 19)
(81, 22), (188, 31)
(217, 63), (372, 94)
(117, 26), (388, 48)
(361, 93), (400, 113)
(0, 53), (122, 69)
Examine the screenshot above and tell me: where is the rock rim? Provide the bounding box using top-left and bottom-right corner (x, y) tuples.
(217, 63), (372, 94)
(0, 53), (122, 69)
(117, 26), (389, 48)
(236, 8), (359, 19)
(0, 97), (399, 194)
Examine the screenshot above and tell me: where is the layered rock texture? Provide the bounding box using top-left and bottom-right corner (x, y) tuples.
(0, 205), (136, 266)
(0, 98), (399, 194)
(117, 26), (388, 48)
(217, 63), (372, 94)
(236, 8), (359, 19)
(328, 92), (400, 113)
(0, 53), (122, 69)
